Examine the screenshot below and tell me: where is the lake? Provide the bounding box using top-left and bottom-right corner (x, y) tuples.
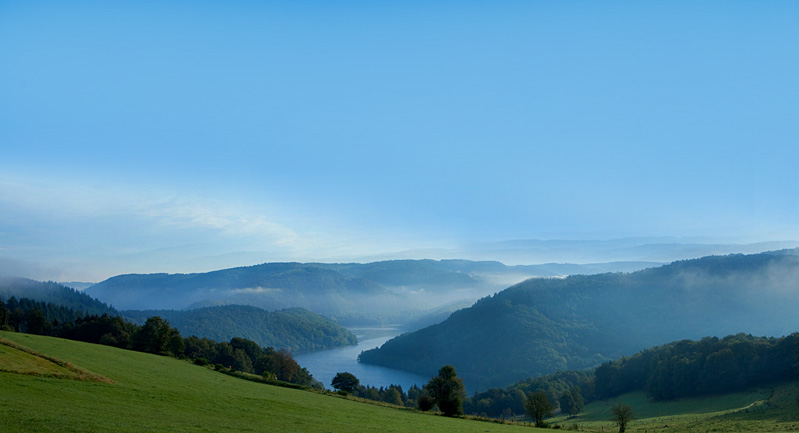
(294, 327), (429, 391)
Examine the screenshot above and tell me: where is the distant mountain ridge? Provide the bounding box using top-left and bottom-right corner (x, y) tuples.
(459, 239), (799, 264)
(85, 259), (662, 325)
(358, 249), (799, 391)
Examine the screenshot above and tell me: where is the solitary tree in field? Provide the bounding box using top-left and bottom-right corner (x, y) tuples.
(611, 402), (635, 433)
(525, 390), (554, 427)
(424, 365), (466, 417)
(331, 372), (360, 393)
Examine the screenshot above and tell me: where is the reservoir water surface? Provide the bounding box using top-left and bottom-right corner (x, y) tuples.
(294, 327), (428, 391)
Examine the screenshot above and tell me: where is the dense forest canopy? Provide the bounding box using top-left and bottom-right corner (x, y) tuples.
(463, 332), (799, 419)
(123, 306), (357, 353)
(0, 277), (116, 316)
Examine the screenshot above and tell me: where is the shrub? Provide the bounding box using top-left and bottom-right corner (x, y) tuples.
(417, 395), (436, 412)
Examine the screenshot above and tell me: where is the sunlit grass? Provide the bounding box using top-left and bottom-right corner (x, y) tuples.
(4, 331), (798, 433)
(548, 386), (799, 432)
(0, 331), (537, 433)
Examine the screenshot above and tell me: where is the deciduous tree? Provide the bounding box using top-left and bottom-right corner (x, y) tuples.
(525, 390), (554, 427)
(611, 403), (635, 433)
(331, 372), (360, 393)
(559, 386), (584, 415)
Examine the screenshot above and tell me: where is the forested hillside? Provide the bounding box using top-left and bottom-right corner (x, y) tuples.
(123, 306), (357, 352)
(0, 277), (116, 316)
(464, 332), (799, 418)
(0, 301), (318, 387)
(86, 263), (387, 312)
(360, 250), (799, 391)
(0, 277), (356, 353)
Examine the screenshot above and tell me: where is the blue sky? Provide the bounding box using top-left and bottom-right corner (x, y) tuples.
(1, 1), (798, 281)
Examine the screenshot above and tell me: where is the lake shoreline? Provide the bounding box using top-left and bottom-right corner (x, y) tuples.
(294, 326), (429, 392)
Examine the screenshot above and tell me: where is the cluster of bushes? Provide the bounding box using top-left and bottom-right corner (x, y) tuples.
(0, 296), (317, 387)
(183, 335), (316, 385)
(354, 383), (423, 407)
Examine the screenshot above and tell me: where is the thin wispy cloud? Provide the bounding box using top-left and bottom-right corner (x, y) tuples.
(0, 173), (310, 279)
(137, 197), (300, 246)
(1, 1), (797, 281)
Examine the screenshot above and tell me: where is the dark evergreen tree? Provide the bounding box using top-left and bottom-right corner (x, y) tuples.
(23, 308), (51, 335)
(0, 298), (7, 326)
(424, 365), (466, 417)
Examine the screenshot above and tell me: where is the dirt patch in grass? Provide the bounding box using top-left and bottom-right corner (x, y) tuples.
(0, 336), (113, 383)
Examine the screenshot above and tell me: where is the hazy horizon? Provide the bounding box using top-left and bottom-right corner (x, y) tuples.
(2, 2), (797, 282)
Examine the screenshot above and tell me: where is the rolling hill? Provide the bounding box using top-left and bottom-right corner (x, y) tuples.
(2, 331), (797, 433)
(123, 305), (357, 352)
(0, 277), (117, 316)
(0, 331), (531, 433)
(85, 259), (659, 326)
(359, 249), (799, 391)
(0, 277), (356, 353)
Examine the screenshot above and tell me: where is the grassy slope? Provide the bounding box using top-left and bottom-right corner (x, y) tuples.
(0, 340), (78, 377)
(0, 332), (533, 433)
(549, 385), (799, 432)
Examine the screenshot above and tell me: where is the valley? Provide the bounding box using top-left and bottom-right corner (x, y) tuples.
(5, 1), (796, 430)
(2, 332), (797, 432)
(2, 250), (798, 431)
(82, 259), (660, 327)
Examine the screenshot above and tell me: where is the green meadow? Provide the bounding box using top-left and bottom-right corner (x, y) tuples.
(548, 383), (799, 432)
(2, 331), (798, 433)
(0, 331), (533, 433)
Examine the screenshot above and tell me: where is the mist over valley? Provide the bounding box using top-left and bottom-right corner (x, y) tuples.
(83, 257), (665, 328)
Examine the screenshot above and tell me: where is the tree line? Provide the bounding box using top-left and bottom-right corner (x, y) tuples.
(331, 365), (468, 417)
(447, 333), (798, 420)
(124, 306), (357, 353)
(0, 278), (116, 317)
(0, 296), (317, 387)
(594, 333), (798, 400)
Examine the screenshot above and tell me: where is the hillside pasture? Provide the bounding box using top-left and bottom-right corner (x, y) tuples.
(549, 386), (799, 432)
(0, 331), (533, 433)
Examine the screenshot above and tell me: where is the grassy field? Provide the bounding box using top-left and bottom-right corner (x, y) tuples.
(0, 331), (535, 433)
(3, 331), (798, 433)
(548, 384), (799, 432)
